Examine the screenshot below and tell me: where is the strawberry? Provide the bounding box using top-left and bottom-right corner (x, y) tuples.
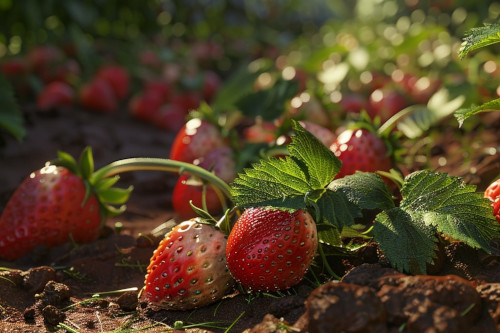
(143, 218), (234, 310)
(96, 65), (130, 100)
(0, 148), (131, 260)
(329, 128), (392, 179)
(169, 118), (226, 163)
(194, 146), (236, 184)
(79, 78), (118, 113)
(36, 81), (75, 111)
(172, 175), (226, 220)
(367, 88), (409, 123)
(129, 91), (163, 122)
(484, 179), (500, 223)
(153, 104), (187, 133)
(298, 121), (335, 147)
(225, 207), (318, 292)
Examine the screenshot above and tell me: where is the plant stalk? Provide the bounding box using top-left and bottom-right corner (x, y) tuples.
(93, 157), (233, 202)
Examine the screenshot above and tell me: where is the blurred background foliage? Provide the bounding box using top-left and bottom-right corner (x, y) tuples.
(1, 0), (500, 158)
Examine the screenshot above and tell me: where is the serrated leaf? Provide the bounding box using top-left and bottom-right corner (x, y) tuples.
(317, 189), (361, 230)
(231, 120), (340, 210)
(236, 78), (299, 121)
(401, 170), (500, 251)
(289, 121), (341, 188)
(459, 22), (500, 60)
(374, 170), (500, 274)
(231, 156), (312, 209)
(328, 172), (394, 211)
(0, 73), (26, 142)
(373, 208), (438, 274)
(454, 98), (500, 127)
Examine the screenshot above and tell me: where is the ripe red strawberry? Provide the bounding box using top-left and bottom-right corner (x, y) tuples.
(169, 118), (226, 163)
(36, 81), (75, 111)
(172, 175), (226, 220)
(152, 104), (187, 133)
(329, 128), (392, 179)
(484, 179), (500, 223)
(129, 91), (163, 122)
(298, 121), (335, 147)
(144, 219), (234, 310)
(194, 146), (236, 184)
(225, 207), (318, 292)
(0, 149), (131, 260)
(79, 78), (118, 113)
(367, 88), (409, 123)
(96, 65), (130, 100)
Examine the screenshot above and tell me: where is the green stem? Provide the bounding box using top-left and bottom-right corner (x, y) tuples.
(93, 158), (233, 202)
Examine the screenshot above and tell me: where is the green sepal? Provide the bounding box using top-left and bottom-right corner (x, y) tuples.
(97, 186), (133, 205)
(78, 146), (94, 180)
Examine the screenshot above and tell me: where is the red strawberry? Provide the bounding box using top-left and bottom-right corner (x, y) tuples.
(367, 88), (409, 123)
(97, 65), (130, 100)
(298, 121), (335, 147)
(243, 121), (277, 144)
(129, 91), (163, 122)
(144, 79), (172, 102)
(143, 219), (234, 310)
(153, 104), (187, 133)
(79, 78), (118, 113)
(194, 146), (236, 184)
(225, 207), (318, 292)
(484, 179), (500, 223)
(201, 70), (221, 102)
(169, 118), (226, 163)
(172, 175), (226, 220)
(329, 128), (392, 179)
(36, 81), (75, 111)
(0, 149), (131, 260)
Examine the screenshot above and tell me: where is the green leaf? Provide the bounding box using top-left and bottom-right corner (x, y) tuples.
(396, 89), (465, 139)
(373, 208), (438, 274)
(289, 121), (341, 188)
(373, 170), (500, 274)
(316, 189), (361, 230)
(454, 98), (500, 127)
(459, 22), (500, 60)
(0, 73), (25, 142)
(236, 77), (299, 121)
(231, 120), (340, 210)
(317, 225), (342, 247)
(211, 65), (264, 112)
(79, 146), (94, 180)
(328, 172), (395, 211)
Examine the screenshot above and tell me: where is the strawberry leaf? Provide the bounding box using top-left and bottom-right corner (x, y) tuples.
(236, 77), (299, 121)
(459, 22), (500, 60)
(373, 170), (500, 274)
(328, 172), (394, 211)
(231, 120), (339, 210)
(454, 98), (500, 127)
(373, 208), (438, 274)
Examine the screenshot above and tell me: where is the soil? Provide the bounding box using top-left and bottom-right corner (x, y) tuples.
(1, 103), (500, 332)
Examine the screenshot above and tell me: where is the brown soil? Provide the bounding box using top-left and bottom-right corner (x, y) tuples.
(1, 104), (500, 332)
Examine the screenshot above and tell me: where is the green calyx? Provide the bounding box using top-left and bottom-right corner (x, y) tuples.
(51, 147), (133, 219)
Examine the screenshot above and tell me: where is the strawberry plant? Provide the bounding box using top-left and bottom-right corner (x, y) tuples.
(230, 120), (500, 275)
